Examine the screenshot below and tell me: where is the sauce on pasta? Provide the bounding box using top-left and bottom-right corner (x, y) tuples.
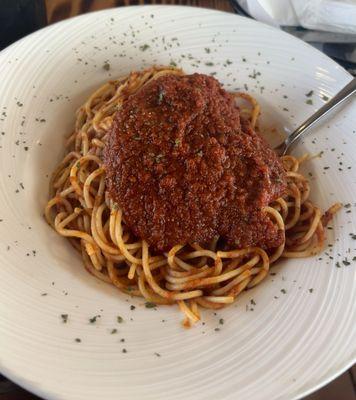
(105, 73), (286, 251)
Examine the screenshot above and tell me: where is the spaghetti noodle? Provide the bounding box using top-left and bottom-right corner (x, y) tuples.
(45, 66), (341, 326)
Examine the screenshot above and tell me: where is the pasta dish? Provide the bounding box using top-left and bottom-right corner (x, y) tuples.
(45, 66), (340, 326)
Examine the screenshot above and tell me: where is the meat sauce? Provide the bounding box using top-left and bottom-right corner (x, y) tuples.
(104, 73), (286, 251)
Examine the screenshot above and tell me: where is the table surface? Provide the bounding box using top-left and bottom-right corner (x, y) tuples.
(45, 0), (234, 24)
(0, 0), (355, 399)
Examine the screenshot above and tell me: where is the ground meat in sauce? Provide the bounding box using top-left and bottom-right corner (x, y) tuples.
(104, 73), (286, 252)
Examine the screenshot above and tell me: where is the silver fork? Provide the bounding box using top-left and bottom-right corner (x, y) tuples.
(275, 77), (356, 156)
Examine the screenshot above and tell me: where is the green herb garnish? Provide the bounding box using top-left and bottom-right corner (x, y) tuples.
(89, 315), (100, 324)
(139, 44), (150, 51)
(103, 62), (110, 71)
(155, 154), (164, 163)
(157, 88), (165, 104)
(61, 314), (68, 323)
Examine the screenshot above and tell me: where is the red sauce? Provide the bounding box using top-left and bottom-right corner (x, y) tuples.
(104, 73), (286, 251)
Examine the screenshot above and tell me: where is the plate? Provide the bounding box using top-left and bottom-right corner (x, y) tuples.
(0, 6), (355, 400)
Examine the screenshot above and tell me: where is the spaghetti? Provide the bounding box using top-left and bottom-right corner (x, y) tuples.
(45, 66), (341, 326)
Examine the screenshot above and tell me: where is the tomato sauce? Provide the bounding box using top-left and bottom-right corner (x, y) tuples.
(104, 73), (286, 251)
